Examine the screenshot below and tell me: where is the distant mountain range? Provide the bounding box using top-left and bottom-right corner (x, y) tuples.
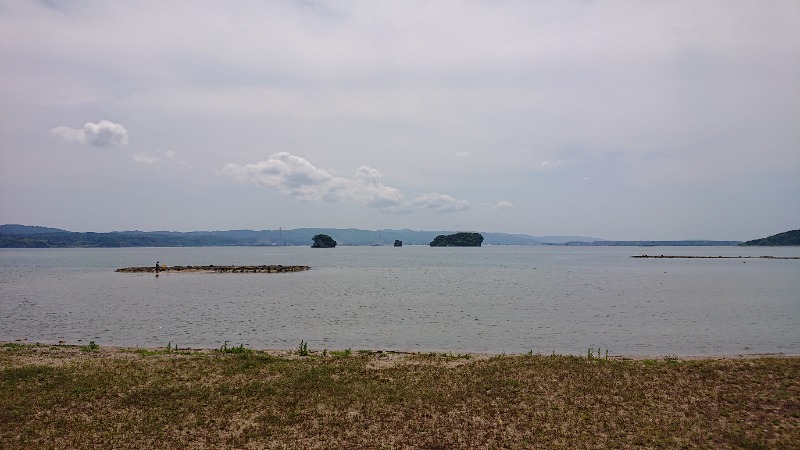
(0, 225), (600, 248)
(3, 224), (793, 248)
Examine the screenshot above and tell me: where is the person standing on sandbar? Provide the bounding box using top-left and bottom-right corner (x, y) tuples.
(155, 261), (160, 276)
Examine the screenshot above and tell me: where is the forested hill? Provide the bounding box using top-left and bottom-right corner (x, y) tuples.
(740, 229), (800, 246)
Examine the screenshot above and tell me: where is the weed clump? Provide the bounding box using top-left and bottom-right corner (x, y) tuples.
(297, 340), (309, 356)
(218, 341), (251, 354)
(82, 341), (100, 352)
(330, 348), (352, 357)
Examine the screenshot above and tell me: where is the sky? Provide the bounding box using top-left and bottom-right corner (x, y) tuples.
(1, 0), (798, 240)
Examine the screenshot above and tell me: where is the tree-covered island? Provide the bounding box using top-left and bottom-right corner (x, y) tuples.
(311, 234), (337, 248)
(429, 232), (484, 247)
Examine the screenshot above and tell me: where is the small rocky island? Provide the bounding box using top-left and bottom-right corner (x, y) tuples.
(430, 232), (484, 247)
(116, 265), (310, 273)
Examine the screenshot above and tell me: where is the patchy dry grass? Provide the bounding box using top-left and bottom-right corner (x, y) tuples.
(1, 343), (798, 449)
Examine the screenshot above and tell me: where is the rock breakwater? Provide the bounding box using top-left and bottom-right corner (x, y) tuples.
(631, 255), (799, 259)
(116, 265), (311, 273)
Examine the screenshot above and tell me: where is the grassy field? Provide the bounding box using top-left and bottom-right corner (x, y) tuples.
(1, 342), (798, 449)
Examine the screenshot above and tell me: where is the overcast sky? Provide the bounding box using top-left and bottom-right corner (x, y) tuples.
(1, 0), (798, 240)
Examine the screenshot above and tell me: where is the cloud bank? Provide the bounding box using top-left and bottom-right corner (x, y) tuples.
(52, 120), (129, 147)
(221, 153), (468, 213)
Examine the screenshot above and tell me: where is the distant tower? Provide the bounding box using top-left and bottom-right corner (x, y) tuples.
(279, 227), (282, 246)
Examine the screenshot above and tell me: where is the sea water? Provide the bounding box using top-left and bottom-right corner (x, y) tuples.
(1, 246), (798, 355)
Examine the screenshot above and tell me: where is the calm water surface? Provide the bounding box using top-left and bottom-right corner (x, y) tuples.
(1, 246), (798, 355)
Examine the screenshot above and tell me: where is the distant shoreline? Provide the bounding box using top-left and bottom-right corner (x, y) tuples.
(632, 255), (800, 259)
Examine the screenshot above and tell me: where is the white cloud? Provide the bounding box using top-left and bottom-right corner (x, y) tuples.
(454, 151), (470, 158)
(495, 201), (513, 209)
(52, 120), (129, 147)
(352, 165), (406, 208)
(132, 153), (160, 165)
(220, 152), (468, 213)
(408, 193), (470, 213)
(132, 149), (186, 166)
(220, 152), (336, 202)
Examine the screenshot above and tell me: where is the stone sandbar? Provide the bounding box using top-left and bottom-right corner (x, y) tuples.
(116, 265), (310, 273)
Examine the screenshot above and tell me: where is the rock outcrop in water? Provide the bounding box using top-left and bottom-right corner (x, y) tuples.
(116, 265), (311, 273)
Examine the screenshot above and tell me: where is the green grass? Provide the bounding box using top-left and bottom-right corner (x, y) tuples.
(131, 343), (192, 357)
(0, 342), (29, 352)
(81, 340), (100, 352)
(218, 341), (252, 354)
(1, 344), (798, 449)
(329, 348), (352, 357)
